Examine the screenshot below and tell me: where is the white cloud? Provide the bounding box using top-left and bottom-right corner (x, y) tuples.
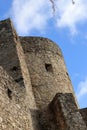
(76, 77), (87, 100)
(55, 0), (87, 34)
(9, 0), (52, 35)
(8, 0), (87, 35)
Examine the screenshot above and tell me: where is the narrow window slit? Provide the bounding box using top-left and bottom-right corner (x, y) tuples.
(7, 88), (12, 100)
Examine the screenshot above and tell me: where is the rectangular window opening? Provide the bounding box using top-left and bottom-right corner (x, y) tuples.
(45, 63), (53, 73)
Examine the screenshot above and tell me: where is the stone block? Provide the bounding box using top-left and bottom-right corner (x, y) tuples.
(39, 93), (87, 130)
(80, 108), (87, 126)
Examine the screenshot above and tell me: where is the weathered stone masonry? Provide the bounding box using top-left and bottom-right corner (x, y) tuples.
(0, 18), (87, 130)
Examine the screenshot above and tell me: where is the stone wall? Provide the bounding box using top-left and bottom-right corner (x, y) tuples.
(0, 66), (34, 130)
(0, 19), (24, 86)
(39, 93), (87, 130)
(20, 36), (77, 108)
(0, 19), (40, 130)
(80, 108), (87, 126)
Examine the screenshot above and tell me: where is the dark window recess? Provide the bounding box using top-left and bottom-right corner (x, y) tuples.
(45, 63), (53, 72)
(15, 35), (18, 41)
(15, 77), (23, 83)
(11, 66), (18, 71)
(66, 72), (69, 76)
(7, 88), (12, 100)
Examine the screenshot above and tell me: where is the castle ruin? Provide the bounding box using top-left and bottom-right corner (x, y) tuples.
(0, 18), (87, 130)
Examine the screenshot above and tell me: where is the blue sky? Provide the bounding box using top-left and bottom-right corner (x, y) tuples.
(0, 0), (87, 108)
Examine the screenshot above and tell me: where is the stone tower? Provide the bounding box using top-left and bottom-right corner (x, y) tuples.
(20, 36), (77, 108)
(0, 18), (87, 130)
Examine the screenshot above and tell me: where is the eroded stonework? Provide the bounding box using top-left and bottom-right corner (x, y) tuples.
(0, 18), (87, 130)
